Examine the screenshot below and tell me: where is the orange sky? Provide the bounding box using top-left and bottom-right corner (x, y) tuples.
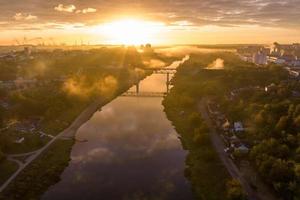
(0, 1), (300, 45)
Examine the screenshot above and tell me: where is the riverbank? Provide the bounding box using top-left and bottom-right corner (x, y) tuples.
(162, 92), (231, 199)
(0, 139), (74, 200)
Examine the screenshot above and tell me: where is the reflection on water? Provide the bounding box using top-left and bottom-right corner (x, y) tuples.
(42, 57), (193, 200)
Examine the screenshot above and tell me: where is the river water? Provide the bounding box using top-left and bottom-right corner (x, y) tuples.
(42, 57), (193, 200)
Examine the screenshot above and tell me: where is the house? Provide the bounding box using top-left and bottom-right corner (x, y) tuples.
(15, 137), (25, 144)
(235, 144), (250, 154)
(234, 122), (244, 132)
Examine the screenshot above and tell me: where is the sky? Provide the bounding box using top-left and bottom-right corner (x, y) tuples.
(0, 0), (300, 45)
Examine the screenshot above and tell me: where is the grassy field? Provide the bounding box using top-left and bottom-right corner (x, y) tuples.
(1, 130), (50, 154)
(0, 139), (74, 200)
(0, 160), (18, 186)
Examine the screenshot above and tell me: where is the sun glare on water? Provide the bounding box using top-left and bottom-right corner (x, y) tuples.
(93, 19), (164, 45)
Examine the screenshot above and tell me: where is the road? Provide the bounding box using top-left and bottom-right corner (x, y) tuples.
(198, 99), (259, 200)
(0, 97), (107, 193)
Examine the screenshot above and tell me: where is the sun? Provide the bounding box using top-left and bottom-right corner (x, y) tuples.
(94, 19), (163, 45)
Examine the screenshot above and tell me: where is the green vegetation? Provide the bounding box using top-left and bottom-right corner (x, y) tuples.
(0, 130), (49, 154)
(226, 179), (247, 200)
(0, 139), (74, 200)
(162, 54), (231, 199)
(0, 107), (4, 128)
(0, 60), (17, 81)
(0, 46), (174, 199)
(163, 90), (230, 200)
(0, 160), (18, 186)
(164, 51), (299, 199)
(232, 81), (300, 198)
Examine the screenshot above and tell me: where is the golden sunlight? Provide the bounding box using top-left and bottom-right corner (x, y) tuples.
(92, 19), (165, 45)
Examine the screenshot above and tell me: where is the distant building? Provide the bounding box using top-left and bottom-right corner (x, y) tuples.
(237, 46), (270, 65)
(239, 55), (253, 62)
(253, 51), (267, 65)
(291, 59), (300, 67)
(268, 56), (286, 64)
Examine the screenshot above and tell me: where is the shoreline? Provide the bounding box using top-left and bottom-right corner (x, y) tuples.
(60, 97), (112, 138)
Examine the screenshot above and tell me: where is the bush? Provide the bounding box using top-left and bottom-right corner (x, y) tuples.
(0, 150), (5, 162)
(226, 179), (247, 200)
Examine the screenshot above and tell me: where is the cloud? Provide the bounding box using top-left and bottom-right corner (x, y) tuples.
(72, 147), (115, 164)
(54, 4), (96, 14)
(0, 0), (299, 29)
(13, 13), (37, 21)
(76, 8), (97, 14)
(171, 20), (193, 27)
(0, 0), (300, 43)
(54, 4), (76, 13)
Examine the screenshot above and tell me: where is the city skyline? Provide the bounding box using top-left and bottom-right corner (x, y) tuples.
(0, 0), (300, 45)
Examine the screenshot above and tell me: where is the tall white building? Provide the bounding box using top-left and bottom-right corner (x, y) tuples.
(253, 51), (267, 65)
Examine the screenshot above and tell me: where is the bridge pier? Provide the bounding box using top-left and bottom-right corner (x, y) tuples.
(136, 82), (140, 94)
(166, 73), (170, 93)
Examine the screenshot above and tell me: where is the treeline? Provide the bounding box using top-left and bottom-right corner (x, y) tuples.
(0, 46), (155, 81)
(162, 52), (260, 199)
(21, 47), (145, 79)
(163, 88), (235, 199)
(171, 51), (298, 199)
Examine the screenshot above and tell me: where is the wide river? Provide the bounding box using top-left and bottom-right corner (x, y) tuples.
(42, 57), (193, 200)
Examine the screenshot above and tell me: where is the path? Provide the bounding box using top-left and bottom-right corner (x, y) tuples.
(0, 97), (107, 193)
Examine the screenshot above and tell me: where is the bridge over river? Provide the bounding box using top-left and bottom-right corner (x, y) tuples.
(122, 68), (175, 97)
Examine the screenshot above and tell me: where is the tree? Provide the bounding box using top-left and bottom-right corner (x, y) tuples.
(226, 179), (247, 200)
(295, 147), (300, 162)
(275, 116), (289, 132)
(295, 164), (300, 180)
(0, 149), (5, 162)
(269, 159), (295, 184)
(250, 139), (290, 160)
(188, 112), (201, 127)
(0, 107), (3, 128)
